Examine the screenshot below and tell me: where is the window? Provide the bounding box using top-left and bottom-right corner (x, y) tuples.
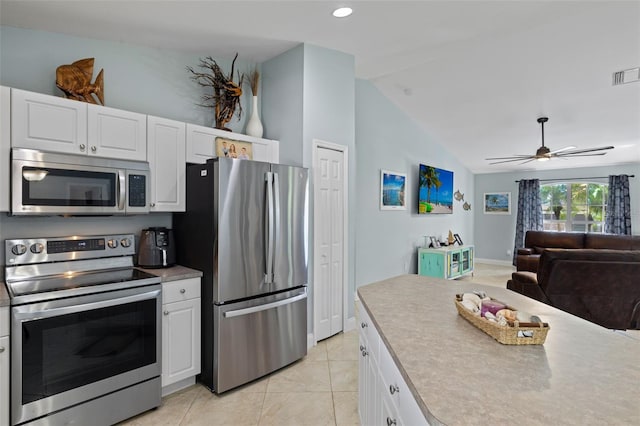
(540, 182), (608, 233)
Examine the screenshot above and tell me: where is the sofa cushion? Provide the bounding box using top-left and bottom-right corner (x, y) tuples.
(584, 234), (640, 250)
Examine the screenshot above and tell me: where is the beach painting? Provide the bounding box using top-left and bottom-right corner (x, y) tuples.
(484, 192), (511, 214)
(418, 164), (453, 214)
(380, 170), (407, 210)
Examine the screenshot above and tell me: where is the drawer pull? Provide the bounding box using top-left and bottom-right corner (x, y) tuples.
(180, 288), (186, 294)
(361, 349), (368, 357)
(387, 417), (397, 426)
(389, 384), (399, 395)
(361, 322), (368, 328)
(163, 310), (169, 316)
(0, 347), (4, 353)
(360, 345), (365, 351)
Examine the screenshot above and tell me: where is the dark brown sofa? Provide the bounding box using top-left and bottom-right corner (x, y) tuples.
(508, 249), (640, 329)
(515, 230), (640, 273)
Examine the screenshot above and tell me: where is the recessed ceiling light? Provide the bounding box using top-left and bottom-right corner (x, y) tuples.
(332, 7), (353, 18)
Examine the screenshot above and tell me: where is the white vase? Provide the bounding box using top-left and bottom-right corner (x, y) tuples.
(245, 95), (263, 138)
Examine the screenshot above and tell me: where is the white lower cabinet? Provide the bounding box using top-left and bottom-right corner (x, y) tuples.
(1, 306), (9, 426)
(161, 278), (201, 396)
(358, 305), (429, 426)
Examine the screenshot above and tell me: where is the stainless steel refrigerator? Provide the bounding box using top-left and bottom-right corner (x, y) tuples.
(173, 157), (308, 393)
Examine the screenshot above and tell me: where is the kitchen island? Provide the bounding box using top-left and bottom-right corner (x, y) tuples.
(357, 274), (640, 425)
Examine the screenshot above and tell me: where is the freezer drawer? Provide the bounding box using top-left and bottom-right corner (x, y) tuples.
(213, 287), (307, 393)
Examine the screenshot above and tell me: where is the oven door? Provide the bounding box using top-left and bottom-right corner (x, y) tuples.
(11, 284), (161, 425)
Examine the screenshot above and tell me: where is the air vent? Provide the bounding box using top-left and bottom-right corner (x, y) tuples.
(612, 67), (640, 85)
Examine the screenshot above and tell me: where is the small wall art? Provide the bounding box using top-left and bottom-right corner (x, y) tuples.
(380, 169), (407, 210)
(215, 137), (253, 160)
(483, 192), (511, 214)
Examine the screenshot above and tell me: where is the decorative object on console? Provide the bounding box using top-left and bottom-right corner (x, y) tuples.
(454, 233), (463, 245)
(380, 169), (406, 210)
(244, 66), (263, 138)
(55, 57), (104, 105)
(447, 230), (455, 245)
(187, 53), (244, 131)
(429, 236), (440, 248)
(484, 192), (511, 214)
(215, 137), (253, 159)
(418, 164), (453, 214)
(485, 116), (614, 165)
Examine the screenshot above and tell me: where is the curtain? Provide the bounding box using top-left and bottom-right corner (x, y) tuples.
(513, 179), (543, 265)
(605, 175), (631, 235)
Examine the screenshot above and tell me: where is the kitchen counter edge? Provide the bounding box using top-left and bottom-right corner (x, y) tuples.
(136, 265), (203, 283)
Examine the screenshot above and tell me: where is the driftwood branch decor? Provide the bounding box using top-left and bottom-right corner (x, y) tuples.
(56, 58), (104, 105)
(187, 54), (244, 131)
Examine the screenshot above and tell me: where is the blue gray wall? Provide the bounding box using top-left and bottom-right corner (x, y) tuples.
(474, 163), (640, 263)
(354, 79), (475, 286)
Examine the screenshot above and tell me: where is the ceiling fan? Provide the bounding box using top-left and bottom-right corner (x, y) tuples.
(486, 117), (614, 165)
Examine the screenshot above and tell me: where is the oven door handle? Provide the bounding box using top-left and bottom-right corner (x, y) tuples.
(12, 288), (161, 321)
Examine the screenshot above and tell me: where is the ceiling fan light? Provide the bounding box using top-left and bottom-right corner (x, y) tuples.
(332, 7), (353, 18)
(536, 157), (550, 162)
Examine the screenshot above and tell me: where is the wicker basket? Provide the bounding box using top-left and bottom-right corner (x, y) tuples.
(454, 294), (550, 345)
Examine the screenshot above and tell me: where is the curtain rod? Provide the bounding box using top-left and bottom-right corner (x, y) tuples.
(515, 175), (635, 183)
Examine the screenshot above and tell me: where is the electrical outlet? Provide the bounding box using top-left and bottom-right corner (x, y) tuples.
(506, 249), (512, 257)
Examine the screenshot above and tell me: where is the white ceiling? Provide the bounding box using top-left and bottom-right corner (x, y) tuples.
(2, 0), (639, 174)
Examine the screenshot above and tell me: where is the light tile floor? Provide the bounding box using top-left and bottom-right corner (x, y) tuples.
(129, 262), (624, 425)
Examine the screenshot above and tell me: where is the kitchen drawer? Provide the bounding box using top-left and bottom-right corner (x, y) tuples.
(359, 304), (379, 361)
(162, 278), (200, 304)
(0, 306), (8, 337)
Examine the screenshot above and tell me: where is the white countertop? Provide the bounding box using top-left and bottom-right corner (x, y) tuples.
(357, 274), (640, 425)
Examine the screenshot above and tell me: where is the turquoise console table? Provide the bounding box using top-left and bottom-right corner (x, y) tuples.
(418, 245), (474, 279)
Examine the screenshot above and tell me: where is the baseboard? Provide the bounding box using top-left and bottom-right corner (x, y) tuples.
(162, 376), (196, 397)
(475, 258), (514, 267)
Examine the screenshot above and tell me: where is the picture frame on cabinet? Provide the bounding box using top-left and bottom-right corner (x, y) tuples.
(429, 236), (440, 248)
(380, 169), (407, 210)
(215, 137), (253, 160)
(483, 192), (511, 214)
(453, 233), (463, 246)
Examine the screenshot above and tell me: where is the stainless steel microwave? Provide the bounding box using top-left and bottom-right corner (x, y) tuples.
(11, 148), (150, 215)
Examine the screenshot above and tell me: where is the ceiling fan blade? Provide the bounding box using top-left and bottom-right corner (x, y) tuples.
(548, 145), (577, 155)
(489, 157), (535, 165)
(553, 152), (608, 158)
(553, 146), (614, 156)
(485, 155), (534, 160)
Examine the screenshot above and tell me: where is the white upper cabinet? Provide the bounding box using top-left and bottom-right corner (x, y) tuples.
(0, 86), (10, 212)
(11, 88), (88, 155)
(87, 104), (147, 161)
(11, 89), (146, 161)
(147, 116), (186, 212)
(186, 123), (279, 164)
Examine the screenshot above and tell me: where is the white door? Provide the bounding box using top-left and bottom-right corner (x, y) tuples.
(314, 145), (345, 341)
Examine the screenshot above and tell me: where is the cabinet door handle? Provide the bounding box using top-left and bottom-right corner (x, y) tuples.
(386, 417), (397, 426)
(91, 145), (97, 153)
(0, 347), (4, 353)
(361, 349), (368, 357)
(361, 322), (368, 328)
(79, 144), (86, 151)
(150, 202), (156, 207)
(389, 384), (399, 395)
(163, 310), (169, 316)
(180, 289), (186, 294)
(359, 345), (365, 351)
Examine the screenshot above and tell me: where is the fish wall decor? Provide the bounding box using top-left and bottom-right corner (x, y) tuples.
(463, 202), (471, 211)
(454, 189), (464, 202)
(56, 58), (104, 105)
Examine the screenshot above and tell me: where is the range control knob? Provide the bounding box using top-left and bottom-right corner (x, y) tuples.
(30, 243), (45, 254)
(11, 244), (27, 256)
(107, 239), (119, 249)
(120, 238), (132, 248)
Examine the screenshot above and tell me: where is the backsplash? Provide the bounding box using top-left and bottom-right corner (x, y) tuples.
(0, 213), (171, 272)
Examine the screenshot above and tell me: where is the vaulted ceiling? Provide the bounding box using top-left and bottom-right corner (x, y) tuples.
(2, 0), (639, 173)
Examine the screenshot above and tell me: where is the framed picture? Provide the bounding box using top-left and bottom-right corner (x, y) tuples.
(484, 192), (511, 214)
(429, 236), (441, 248)
(380, 170), (407, 210)
(453, 233), (463, 246)
(215, 137), (253, 160)
(418, 164), (453, 214)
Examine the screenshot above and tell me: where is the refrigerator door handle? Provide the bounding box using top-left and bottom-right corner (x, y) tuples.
(273, 171), (281, 280)
(265, 172), (275, 284)
(223, 292), (307, 318)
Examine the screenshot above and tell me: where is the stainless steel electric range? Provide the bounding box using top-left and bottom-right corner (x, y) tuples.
(4, 233), (162, 426)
